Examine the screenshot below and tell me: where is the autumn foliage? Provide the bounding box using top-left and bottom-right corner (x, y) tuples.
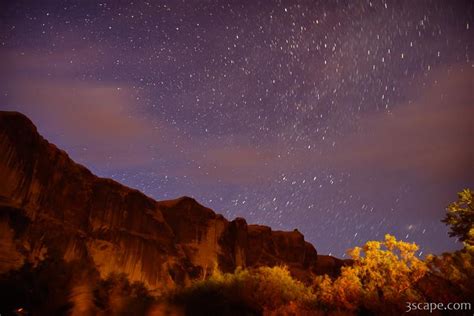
(442, 188), (474, 246)
(1, 189), (472, 315)
(174, 232), (472, 315)
(314, 234), (428, 314)
(167, 189), (474, 315)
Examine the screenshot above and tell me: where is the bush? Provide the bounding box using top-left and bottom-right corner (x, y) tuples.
(314, 235), (427, 314)
(172, 266), (315, 315)
(425, 246), (474, 300)
(93, 273), (155, 315)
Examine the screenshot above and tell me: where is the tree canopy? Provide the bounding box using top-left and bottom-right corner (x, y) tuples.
(442, 188), (474, 246)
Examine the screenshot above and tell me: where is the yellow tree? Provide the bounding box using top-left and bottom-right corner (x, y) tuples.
(315, 234), (427, 313)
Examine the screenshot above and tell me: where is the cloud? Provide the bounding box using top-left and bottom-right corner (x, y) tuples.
(0, 49), (162, 168)
(1, 46), (472, 187)
(167, 65), (473, 187)
(4, 79), (149, 144)
(187, 144), (278, 184)
(317, 65), (474, 182)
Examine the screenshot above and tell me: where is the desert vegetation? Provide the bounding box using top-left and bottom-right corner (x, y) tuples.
(1, 189), (472, 315)
(167, 188), (473, 315)
(173, 236), (472, 315)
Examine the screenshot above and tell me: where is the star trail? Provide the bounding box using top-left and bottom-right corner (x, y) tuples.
(1, 0), (473, 257)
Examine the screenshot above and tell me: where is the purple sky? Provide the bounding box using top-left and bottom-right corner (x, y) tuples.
(1, 0), (473, 257)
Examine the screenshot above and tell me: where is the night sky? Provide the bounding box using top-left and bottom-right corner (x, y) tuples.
(1, 0), (473, 258)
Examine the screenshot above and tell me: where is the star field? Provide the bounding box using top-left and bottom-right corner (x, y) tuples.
(1, 0), (473, 257)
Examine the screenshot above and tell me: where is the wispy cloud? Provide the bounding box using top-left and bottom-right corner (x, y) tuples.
(1, 47), (472, 186)
(317, 66), (474, 182)
(0, 48), (164, 168)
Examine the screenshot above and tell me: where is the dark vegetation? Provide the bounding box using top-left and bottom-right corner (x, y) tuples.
(0, 257), (154, 315)
(0, 189), (472, 315)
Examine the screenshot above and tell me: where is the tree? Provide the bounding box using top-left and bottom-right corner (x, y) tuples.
(425, 189), (474, 301)
(442, 188), (474, 246)
(314, 234), (427, 313)
(425, 247), (474, 300)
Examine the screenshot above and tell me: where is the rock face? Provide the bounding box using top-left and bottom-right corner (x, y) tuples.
(0, 111), (341, 293)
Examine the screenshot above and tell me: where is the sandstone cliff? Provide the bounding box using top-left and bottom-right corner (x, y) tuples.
(0, 111), (342, 295)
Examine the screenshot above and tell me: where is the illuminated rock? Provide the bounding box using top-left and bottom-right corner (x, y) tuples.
(0, 111), (344, 293)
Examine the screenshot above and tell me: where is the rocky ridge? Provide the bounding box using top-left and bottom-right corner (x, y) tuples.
(0, 111), (345, 293)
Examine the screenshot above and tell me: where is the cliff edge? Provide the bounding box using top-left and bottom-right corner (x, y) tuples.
(0, 111), (344, 294)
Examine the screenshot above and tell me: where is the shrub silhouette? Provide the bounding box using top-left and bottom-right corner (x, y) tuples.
(94, 273), (154, 315)
(423, 248), (474, 302)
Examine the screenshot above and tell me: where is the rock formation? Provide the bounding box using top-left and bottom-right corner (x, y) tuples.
(0, 111), (344, 295)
